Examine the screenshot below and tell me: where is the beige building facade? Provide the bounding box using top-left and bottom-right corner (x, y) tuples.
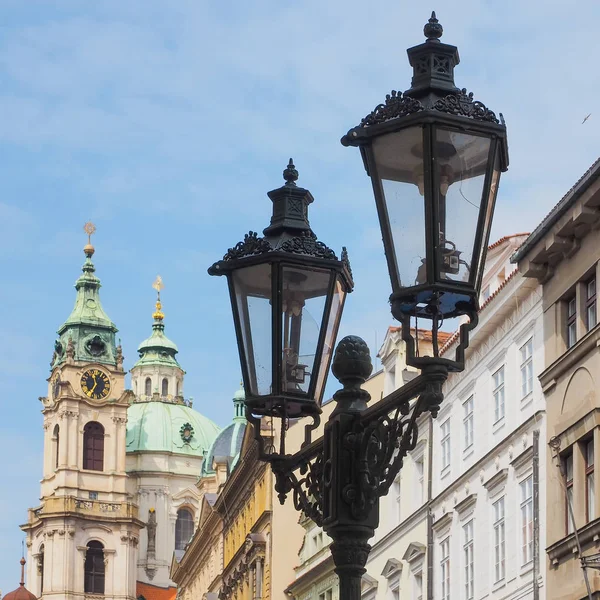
(514, 158), (600, 599)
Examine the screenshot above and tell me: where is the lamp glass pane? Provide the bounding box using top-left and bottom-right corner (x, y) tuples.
(281, 265), (331, 395)
(435, 128), (491, 284)
(232, 263), (272, 396)
(372, 127), (427, 289)
(474, 149), (501, 289)
(313, 276), (346, 404)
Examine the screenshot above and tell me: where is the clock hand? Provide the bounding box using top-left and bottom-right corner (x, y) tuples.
(90, 374), (97, 393)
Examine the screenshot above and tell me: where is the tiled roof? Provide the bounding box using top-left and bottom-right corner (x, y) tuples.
(386, 326), (454, 345)
(136, 581), (177, 600)
(487, 233), (530, 252)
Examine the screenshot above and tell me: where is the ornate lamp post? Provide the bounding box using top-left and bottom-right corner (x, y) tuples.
(209, 12), (508, 600)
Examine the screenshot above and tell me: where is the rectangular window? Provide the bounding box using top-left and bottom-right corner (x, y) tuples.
(520, 338), (533, 398)
(565, 452), (575, 534)
(586, 440), (595, 523)
(567, 297), (577, 348)
(414, 572), (423, 600)
(415, 457), (425, 506)
(493, 366), (505, 423)
(318, 590), (333, 600)
(463, 520), (474, 600)
(440, 537), (450, 600)
(441, 419), (451, 472)
(493, 497), (506, 582)
(463, 396), (474, 450)
(520, 476), (533, 564)
(587, 278), (597, 331)
(392, 475), (401, 523)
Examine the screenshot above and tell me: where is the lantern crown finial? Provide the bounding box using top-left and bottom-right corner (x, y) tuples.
(263, 158), (314, 237)
(283, 158), (299, 186)
(424, 11), (443, 42)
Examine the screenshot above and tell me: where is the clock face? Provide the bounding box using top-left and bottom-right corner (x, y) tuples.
(80, 369), (111, 400)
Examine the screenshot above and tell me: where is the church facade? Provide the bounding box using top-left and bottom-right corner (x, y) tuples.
(21, 228), (222, 600)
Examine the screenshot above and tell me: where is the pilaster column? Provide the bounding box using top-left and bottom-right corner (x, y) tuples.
(67, 411), (79, 468)
(103, 549), (115, 597)
(58, 418), (68, 467)
(594, 428), (600, 522)
(43, 421), (52, 476)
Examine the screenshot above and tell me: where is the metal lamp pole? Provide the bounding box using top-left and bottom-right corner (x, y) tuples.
(210, 13), (508, 600)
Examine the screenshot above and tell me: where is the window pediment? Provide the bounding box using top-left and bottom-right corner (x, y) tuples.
(483, 468), (508, 495)
(380, 558), (402, 579)
(402, 542), (426, 564)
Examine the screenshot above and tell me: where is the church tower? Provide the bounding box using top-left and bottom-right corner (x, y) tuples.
(22, 224), (143, 600)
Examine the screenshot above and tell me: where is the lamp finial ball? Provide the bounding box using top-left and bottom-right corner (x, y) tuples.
(424, 11), (443, 41)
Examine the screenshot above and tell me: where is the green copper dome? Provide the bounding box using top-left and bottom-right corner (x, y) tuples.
(51, 239), (118, 369)
(201, 385), (247, 476)
(126, 401), (220, 456)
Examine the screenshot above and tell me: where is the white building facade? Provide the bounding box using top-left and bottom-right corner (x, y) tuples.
(430, 234), (546, 600)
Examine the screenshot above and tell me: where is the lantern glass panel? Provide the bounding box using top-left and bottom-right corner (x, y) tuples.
(435, 128), (491, 284)
(232, 263), (272, 396)
(372, 126), (427, 289)
(474, 149), (501, 290)
(313, 276), (346, 404)
(280, 265), (332, 395)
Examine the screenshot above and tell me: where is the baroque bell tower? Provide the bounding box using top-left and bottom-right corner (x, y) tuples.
(22, 223), (143, 600)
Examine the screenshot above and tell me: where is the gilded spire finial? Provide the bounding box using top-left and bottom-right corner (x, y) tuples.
(83, 221), (96, 257)
(152, 275), (165, 321)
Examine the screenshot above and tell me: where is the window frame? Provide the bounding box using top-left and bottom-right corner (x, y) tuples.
(567, 296), (577, 348)
(175, 507), (195, 551)
(463, 519), (474, 600)
(520, 476), (533, 565)
(463, 395), (474, 451)
(586, 277), (597, 331)
(586, 439), (595, 523)
(440, 537), (450, 600)
(493, 496), (506, 582)
(441, 419), (451, 473)
(84, 541), (105, 595)
(519, 338), (533, 399)
(83, 422), (105, 472)
(492, 366), (505, 423)
(564, 451), (574, 534)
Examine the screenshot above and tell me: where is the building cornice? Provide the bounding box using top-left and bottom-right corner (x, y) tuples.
(547, 517), (600, 565)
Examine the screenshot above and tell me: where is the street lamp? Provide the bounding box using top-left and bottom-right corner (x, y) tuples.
(208, 159), (354, 427)
(342, 11), (508, 369)
(209, 12), (507, 600)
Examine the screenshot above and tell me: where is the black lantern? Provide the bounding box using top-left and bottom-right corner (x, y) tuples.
(209, 160), (353, 419)
(342, 12), (508, 344)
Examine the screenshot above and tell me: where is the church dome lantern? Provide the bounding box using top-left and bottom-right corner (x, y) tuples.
(4, 557), (37, 600)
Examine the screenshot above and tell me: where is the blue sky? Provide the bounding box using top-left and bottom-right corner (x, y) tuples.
(1, 0), (599, 591)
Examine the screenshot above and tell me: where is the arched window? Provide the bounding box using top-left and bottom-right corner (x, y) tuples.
(175, 508), (194, 550)
(83, 422), (104, 471)
(162, 378), (168, 397)
(145, 377), (152, 397)
(84, 541), (105, 594)
(176, 381), (180, 397)
(52, 424), (60, 469)
(39, 544), (44, 595)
